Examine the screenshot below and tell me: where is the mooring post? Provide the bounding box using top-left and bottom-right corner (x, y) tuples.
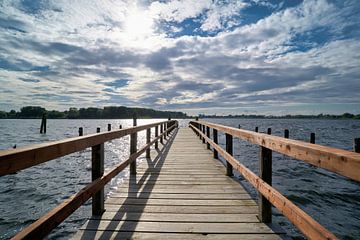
(255, 127), (258, 132)
(238, 124), (241, 129)
(130, 117), (137, 175)
(202, 125), (206, 144)
(119, 124), (122, 129)
(146, 128), (151, 158)
(195, 117), (199, 121)
(92, 127), (104, 215)
(206, 126), (210, 149)
(310, 133), (315, 144)
(225, 133), (234, 177)
(40, 114), (47, 134)
(354, 138), (360, 153)
(79, 127), (83, 136)
(155, 126), (159, 149)
(284, 129), (289, 138)
(107, 124), (111, 131)
(213, 129), (218, 159)
(259, 128), (272, 223)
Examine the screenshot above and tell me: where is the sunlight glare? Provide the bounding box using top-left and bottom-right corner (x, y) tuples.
(124, 9), (154, 39)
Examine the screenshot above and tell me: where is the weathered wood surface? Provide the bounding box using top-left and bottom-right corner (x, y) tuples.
(74, 128), (284, 239)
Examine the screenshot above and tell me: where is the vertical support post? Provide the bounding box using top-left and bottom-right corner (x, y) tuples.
(195, 117), (199, 121)
(130, 117), (137, 175)
(225, 133), (233, 177)
(267, 128), (271, 135)
(92, 127), (104, 215)
(284, 129), (289, 138)
(167, 117), (171, 136)
(259, 128), (272, 223)
(354, 138), (360, 153)
(119, 124), (122, 129)
(255, 127), (258, 132)
(213, 129), (218, 159)
(206, 126), (210, 149)
(107, 124), (111, 131)
(310, 133), (315, 144)
(97, 127), (100, 133)
(79, 127), (83, 136)
(146, 128), (151, 158)
(155, 126), (159, 149)
(238, 124), (241, 129)
(164, 123), (167, 140)
(40, 114), (47, 134)
(199, 124), (202, 139)
(160, 124), (164, 144)
(202, 125), (206, 144)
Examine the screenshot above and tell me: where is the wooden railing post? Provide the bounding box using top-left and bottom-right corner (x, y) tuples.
(202, 125), (206, 144)
(119, 124), (122, 129)
(259, 128), (272, 223)
(78, 127), (83, 136)
(213, 129), (218, 159)
(284, 129), (289, 138)
(255, 127), (258, 132)
(199, 124), (202, 139)
(310, 133), (315, 144)
(355, 138), (360, 153)
(107, 124), (111, 131)
(164, 123), (167, 140)
(206, 126), (210, 149)
(155, 126), (159, 149)
(146, 128), (151, 158)
(130, 117), (137, 175)
(225, 133), (233, 177)
(160, 124), (164, 144)
(92, 127), (104, 215)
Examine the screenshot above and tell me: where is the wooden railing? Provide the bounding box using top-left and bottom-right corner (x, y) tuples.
(189, 120), (360, 240)
(0, 120), (178, 239)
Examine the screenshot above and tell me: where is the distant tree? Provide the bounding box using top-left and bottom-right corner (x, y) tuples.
(19, 106), (46, 118)
(0, 111), (7, 118)
(67, 108), (80, 119)
(47, 110), (65, 118)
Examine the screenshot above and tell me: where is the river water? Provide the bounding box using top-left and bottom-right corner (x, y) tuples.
(0, 118), (359, 239)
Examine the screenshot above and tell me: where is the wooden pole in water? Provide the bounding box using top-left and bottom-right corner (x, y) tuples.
(195, 117), (199, 121)
(92, 127), (104, 215)
(354, 138), (360, 153)
(213, 129), (218, 159)
(78, 127), (83, 136)
(40, 114), (47, 134)
(255, 127), (258, 132)
(225, 133), (233, 177)
(259, 128), (272, 223)
(238, 124), (241, 129)
(119, 124), (122, 129)
(310, 133), (315, 144)
(284, 129), (289, 138)
(108, 124), (111, 131)
(130, 116), (137, 175)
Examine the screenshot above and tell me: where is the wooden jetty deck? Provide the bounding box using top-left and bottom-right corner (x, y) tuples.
(73, 127), (284, 239)
(1, 119), (359, 239)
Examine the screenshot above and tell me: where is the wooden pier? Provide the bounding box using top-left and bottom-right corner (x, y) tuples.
(1, 119), (360, 239)
(74, 127), (283, 239)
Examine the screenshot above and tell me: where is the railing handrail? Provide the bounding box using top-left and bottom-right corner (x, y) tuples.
(0, 120), (174, 176)
(7, 120), (178, 239)
(194, 120), (360, 182)
(189, 122), (338, 240)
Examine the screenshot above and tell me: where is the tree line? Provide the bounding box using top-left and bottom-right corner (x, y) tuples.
(197, 113), (360, 119)
(0, 106), (187, 119)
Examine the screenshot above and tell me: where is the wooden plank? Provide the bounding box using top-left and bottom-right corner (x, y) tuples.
(90, 212), (260, 222)
(110, 192), (252, 199)
(103, 205), (259, 214)
(73, 231), (282, 240)
(106, 198), (257, 206)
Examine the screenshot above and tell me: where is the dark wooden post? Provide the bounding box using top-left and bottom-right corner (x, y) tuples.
(146, 128), (151, 158)
(206, 126), (210, 149)
(259, 128), (272, 223)
(164, 123), (167, 140)
(130, 117), (137, 175)
(267, 128), (271, 135)
(213, 129), (218, 159)
(92, 127), (104, 215)
(167, 117), (171, 136)
(310, 133), (315, 144)
(284, 129), (289, 138)
(198, 124), (202, 139)
(155, 126), (159, 149)
(202, 125), (206, 144)
(354, 138), (360, 153)
(79, 127), (83, 136)
(40, 114), (47, 134)
(119, 124), (122, 129)
(160, 124), (164, 144)
(225, 133), (233, 177)
(255, 127), (258, 132)
(195, 117), (199, 121)
(238, 124), (241, 129)
(107, 124), (111, 131)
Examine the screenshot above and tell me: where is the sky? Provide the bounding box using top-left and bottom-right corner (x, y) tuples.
(0, 0), (359, 115)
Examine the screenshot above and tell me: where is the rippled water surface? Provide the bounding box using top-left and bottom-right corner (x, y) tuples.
(0, 118), (359, 239)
